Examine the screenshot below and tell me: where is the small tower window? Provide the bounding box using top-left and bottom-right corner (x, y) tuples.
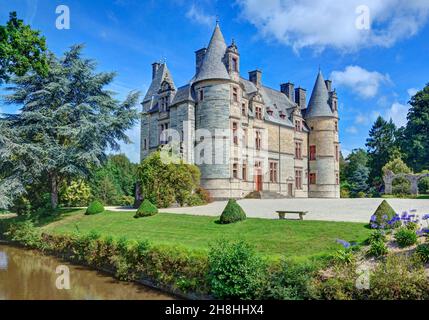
(334, 121), (338, 132)
(242, 103), (247, 116)
(232, 163), (239, 179)
(242, 161), (248, 181)
(255, 131), (262, 151)
(336, 173), (340, 185)
(232, 122), (238, 145)
(232, 87), (239, 103)
(232, 57), (238, 72)
(295, 142), (302, 159)
(310, 146), (316, 161)
(335, 145), (340, 161)
(309, 173), (317, 185)
(295, 170), (303, 190)
(199, 89), (204, 101)
(295, 120), (302, 132)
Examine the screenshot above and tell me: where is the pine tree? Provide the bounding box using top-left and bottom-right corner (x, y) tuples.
(366, 116), (401, 185)
(0, 12), (48, 83)
(401, 84), (429, 172)
(0, 45), (139, 210)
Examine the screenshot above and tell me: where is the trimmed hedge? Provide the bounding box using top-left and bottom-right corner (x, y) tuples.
(219, 199), (246, 224)
(134, 199), (158, 218)
(86, 201), (104, 215)
(370, 200), (397, 229)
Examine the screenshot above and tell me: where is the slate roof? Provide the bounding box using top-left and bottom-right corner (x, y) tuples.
(305, 71), (334, 119)
(143, 63), (175, 103)
(171, 84), (194, 105)
(194, 23), (230, 83)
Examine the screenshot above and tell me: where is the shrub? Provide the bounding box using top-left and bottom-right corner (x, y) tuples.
(60, 180), (91, 207)
(367, 230), (387, 244)
(138, 151), (202, 208)
(357, 191), (366, 198)
(333, 249), (354, 264)
(394, 228), (418, 248)
(369, 254), (429, 300)
(370, 200), (397, 229)
(120, 195), (135, 207)
(208, 240), (267, 299)
(393, 182), (412, 196)
(267, 261), (317, 300)
(134, 199), (158, 218)
(85, 201), (104, 215)
(418, 177), (429, 194)
(415, 243), (429, 263)
(368, 240), (388, 257)
(219, 199), (246, 224)
(185, 194), (205, 207)
(195, 187), (213, 204)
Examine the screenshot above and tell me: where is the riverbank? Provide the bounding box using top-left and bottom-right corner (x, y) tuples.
(0, 243), (175, 300)
(3, 211), (429, 300)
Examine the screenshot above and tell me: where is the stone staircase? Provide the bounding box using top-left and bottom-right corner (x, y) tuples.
(245, 191), (288, 200)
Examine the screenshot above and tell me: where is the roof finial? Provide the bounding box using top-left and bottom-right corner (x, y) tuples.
(216, 15), (220, 25)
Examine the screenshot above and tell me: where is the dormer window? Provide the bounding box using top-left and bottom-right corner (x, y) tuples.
(267, 108), (273, 116)
(280, 112), (286, 119)
(255, 106), (263, 120)
(160, 96), (169, 113)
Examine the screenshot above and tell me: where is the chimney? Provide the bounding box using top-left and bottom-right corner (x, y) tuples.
(249, 70), (262, 87)
(195, 48), (207, 74)
(152, 62), (161, 80)
(280, 82), (295, 101)
(295, 87), (307, 109)
(325, 80), (332, 92)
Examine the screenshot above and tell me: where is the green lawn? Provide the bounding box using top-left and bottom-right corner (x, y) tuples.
(382, 194), (429, 199)
(43, 209), (372, 261)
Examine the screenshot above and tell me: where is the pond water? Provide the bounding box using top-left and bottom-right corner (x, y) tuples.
(0, 244), (174, 300)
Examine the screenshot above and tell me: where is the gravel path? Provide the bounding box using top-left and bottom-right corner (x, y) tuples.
(107, 198), (429, 223)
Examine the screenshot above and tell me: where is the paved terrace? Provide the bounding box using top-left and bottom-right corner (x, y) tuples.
(155, 198), (429, 223)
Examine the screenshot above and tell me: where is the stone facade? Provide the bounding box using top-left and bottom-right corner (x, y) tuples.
(140, 23), (341, 199)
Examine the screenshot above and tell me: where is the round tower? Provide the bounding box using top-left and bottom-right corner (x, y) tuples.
(192, 22), (234, 199)
(305, 71), (340, 198)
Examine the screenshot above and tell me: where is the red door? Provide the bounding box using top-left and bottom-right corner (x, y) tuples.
(255, 170), (263, 192)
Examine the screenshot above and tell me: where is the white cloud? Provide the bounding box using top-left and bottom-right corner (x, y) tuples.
(407, 88), (418, 98)
(330, 66), (390, 98)
(237, 0), (429, 52)
(354, 111), (380, 125)
(385, 102), (410, 128)
(346, 126), (358, 134)
(186, 4), (216, 27)
(342, 149), (352, 158)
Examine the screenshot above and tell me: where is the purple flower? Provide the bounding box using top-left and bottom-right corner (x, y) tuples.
(370, 215), (377, 222)
(336, 239), (351, 249)
(410, 209), (417, 213)
(422, 228), (429, 234)
(422, 214), (429, 220)
(416, 230), (425, 237)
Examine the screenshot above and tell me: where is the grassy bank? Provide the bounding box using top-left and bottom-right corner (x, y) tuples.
(41, 209), (371, 261)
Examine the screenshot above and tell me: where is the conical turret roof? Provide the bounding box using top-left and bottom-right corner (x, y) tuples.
(305, 71), (334, 119)
(194, 23), (230, 82)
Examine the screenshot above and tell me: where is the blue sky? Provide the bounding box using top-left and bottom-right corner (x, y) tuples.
(1, 0), (429, 162)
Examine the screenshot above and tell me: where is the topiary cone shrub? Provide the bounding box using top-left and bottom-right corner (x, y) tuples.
(85, 200), (104, 215)
(219, 199), (246, 224)
(370, 200), (398, 229)
(134, 199), (158, 218)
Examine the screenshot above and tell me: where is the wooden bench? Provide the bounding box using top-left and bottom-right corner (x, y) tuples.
(276, 211), (307, 221)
